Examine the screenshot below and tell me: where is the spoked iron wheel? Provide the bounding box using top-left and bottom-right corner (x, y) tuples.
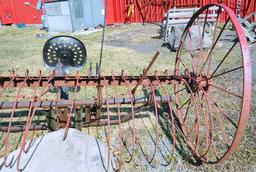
(173, 4), (252, 163)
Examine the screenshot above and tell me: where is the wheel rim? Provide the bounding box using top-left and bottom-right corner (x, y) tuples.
(173, 3), (252, 163)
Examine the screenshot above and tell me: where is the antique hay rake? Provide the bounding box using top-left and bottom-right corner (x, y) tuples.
(0, 3), (252, 170)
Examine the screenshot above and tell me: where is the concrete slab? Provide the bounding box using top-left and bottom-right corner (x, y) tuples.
(0, 129), (116, 172)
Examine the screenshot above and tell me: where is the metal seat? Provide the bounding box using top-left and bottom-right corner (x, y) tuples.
(43, 36), (87, 70)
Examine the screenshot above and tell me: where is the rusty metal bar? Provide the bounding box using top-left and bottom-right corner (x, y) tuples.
(0, 75), (177, 88)
(132, 51), (160, 94)
(0, 125), (47, 132)
(0, 113), (150, 132)
(0, 96), (171, 110)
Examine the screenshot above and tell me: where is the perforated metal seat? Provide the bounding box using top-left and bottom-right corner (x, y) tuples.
(43, 36), (87, 69)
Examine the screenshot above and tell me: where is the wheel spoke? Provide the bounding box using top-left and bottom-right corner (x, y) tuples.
(198, 8), (209, 71)
(210, 84), (242, 99)
(188, 29), (196, 73)
(174, 87), (186, 94)
(210, 40), (238, 77)
(183, 100), (191, 123)
(178, 98), (191, 110)
(202, 8), (209, 40)
(210, 66), (243, 79)
(173, 4), (250, 163)
(199, 17), (230, 74)
(210, 96), (230, 145)
(205, 7), (221, 76)
(207, 95), (238, 128)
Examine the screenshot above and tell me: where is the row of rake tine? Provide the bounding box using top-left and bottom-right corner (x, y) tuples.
(0, 69), (220, 170)
(102, 70), (179, 171)
(2, 70), (45, 171)
(0, 69), (180, 171)
(0, 51), (193, 171)
(1, 71), (176, 171)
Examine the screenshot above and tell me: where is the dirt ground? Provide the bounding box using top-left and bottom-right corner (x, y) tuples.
(0, 23), (256, 171)
(104, 24), (171, 56)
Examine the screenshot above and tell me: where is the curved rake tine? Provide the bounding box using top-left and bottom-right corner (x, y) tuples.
(3, 70), (30, 168)
(192, 91), (212, 161)
(146, 108), (176, 167)
(123, 122), (139, 167)
(101, 73), (112, 172)
(62, 75), (74, 140)
(204, 94), (216, 161)
(195, 92), (212, 161)
(138, 104), (173, 167)
(199, 82), (216, 161)
(197, 91), (230, 162)
(144, 79), (159, 164)
(121, 71), (136, 163)
(63, 72), (81, 140)
(174, 76), (201, 157)
(3, 87), (22, 168)
(184, 76), (228, 161)
(189, 91), (203, 158)
(173, 72), (188, 129)
(154, 73), (183, 166)
(62, 100), (75, 141)
(160, 143), (177, 167)
(155, 72), (177, 148)
(16, 87), (50, 171)
(21, 70), (43, 153)
(135, 102), (157, 167)
(136, 139), (157, 168)
(111, 70), (124, 170)
(137, 115), (158, 168)
(16, 72), (54, 171)
(188, 76), (232, 160)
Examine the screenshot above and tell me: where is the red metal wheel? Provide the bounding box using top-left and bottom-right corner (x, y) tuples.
(173, 3), (252, 163)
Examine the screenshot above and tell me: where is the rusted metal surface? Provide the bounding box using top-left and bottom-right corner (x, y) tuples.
(132, 51), (160, 94)
(0, 3), (253, 170)
(0, 74), (178, 88)
(174, 3), (252, 163)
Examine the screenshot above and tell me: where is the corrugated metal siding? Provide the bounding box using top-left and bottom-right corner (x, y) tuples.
(0, 0), (42, 24)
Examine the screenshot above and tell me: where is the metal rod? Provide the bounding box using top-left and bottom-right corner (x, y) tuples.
(0, 96), (171, 110)
(98, 0), (109, 73)
(0, 75), (177, 88)
(132, 51), (160, 94)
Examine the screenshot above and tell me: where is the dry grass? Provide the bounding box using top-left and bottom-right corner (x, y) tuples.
(0, 24), (255, 171)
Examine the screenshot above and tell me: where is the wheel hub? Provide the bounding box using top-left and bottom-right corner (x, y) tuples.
(184, 71), (210, 93)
